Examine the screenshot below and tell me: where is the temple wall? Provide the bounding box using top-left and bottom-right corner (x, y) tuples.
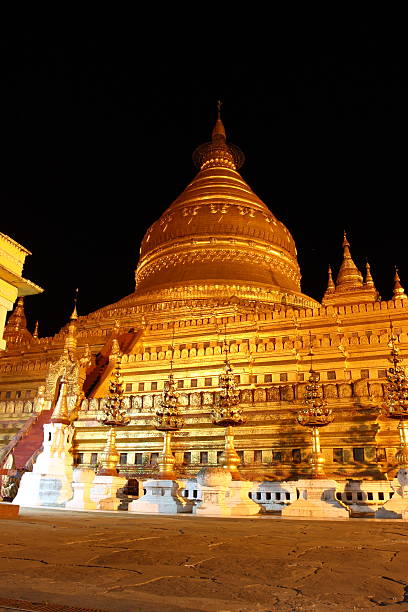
(1, 297), (407, 479)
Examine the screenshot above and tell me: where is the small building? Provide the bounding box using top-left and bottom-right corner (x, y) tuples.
(0, 233), (43, 351)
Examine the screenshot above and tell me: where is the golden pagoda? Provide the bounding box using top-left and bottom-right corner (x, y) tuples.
(1, 110), (408, 485)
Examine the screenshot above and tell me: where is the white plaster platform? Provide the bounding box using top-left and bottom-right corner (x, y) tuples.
(193, 467), (259, 517)
(375, 469), (408, 519)
(65, 468), (97, 511)
(13, 423), (74, 508)
(128, 479), (193, 514)
(13, 472), (74, 508)
(90, 474), (127, 511)
(281, 479), (350, 519)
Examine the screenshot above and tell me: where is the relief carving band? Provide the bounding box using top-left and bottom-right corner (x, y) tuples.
(136, 246), (302, 298)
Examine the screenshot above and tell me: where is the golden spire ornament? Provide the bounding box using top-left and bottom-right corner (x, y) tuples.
(154, 373), (184, 479)
(192, 101), (245, 171)
(336, 231), (363, 289)
(382, 326), (408, 468)
(212, 332), (245, 480)
(63, 289), (79, 358)
(98, 354), (130, 476)
(153, 327), (184, 479)
(297, 336), (333, 478)
(33, 320), (39, 339)
(392, 267), (408, 301)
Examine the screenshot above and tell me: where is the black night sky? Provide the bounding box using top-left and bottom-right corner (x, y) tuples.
(1, 21), (407, 337)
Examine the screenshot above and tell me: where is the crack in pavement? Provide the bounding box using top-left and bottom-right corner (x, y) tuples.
(105, 574), (219, 592)
(208, 540), (231, 549)
(0, 555), (143, 574)
(183, 556), (216, 568)
(0, 556), (49, 564)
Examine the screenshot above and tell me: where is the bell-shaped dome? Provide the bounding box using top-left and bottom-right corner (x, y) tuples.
(135, 111), (318, 309)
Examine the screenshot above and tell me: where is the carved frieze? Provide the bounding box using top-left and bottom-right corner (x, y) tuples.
(143, 394), (153, 409)
(240, 389), (253, 404)
(202, 392), (214, 405)
(132, 396), (143, 412)
(266, 387), (280, 402)
(323, 384), (338, 399)
(190, 392), (202, 407)
(338, 383), (353, 398)
(254, 388), (266, 403)
(280, 386), (294, 401)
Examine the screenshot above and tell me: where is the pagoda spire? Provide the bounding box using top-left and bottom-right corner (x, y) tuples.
(335, 232), (363, 289)
(393, 267), (408, 301)
(211, 100), (227, 142)
(71, 287), (79, 320)
(3, 296), (32, 345)
(33, 320), (39, 339)
(324, 265), (335, 297)
(364, 260), (376, 289)
(5, 297), (27, 334)
(192, 102), (245, 171)
(63, 290), (78, 357)
(322, 233), (379, 306)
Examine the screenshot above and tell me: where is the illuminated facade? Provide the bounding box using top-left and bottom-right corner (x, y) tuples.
(1, 113), (408, 482)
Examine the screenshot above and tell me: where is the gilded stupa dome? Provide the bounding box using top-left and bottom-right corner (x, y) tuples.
(135, 110), (318, 309)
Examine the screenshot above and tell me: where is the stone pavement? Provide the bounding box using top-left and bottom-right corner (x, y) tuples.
(0, 507), (408, 611)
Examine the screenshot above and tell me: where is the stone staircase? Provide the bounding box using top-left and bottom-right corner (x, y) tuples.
(84, 330), (142, 396)
(0, 417), (31, 451)
(0, 409), (53, 471)
(0, 412), (37, 456)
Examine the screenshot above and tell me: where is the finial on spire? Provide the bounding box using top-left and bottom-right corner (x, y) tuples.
(342, 231), (351, 256)
(64, 290), (78, 356)
(364, 260), (375, 288)
(393, 266), (407, 301)
(33, 320), (39, 339)
(192, 104), (244, 170)
(326, 266), (335, 293)
(212, 100), (226, 143)
(71, 288), (79, 320)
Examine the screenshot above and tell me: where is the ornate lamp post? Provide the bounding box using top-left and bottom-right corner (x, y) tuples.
(297, 355), (333, 478)
(383, 331), (408, 469)
(153, 372), (184, 479)
(212, 340), (245, 480)
(98, 355), (130, 476)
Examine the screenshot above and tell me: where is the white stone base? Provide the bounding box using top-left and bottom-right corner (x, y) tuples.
(193, 484), (231, 516)
(375, 492), (408, 519)
(13, 472), (73, 508)
(128, 480), (193, 514)
(90, 474), (127, 511)
(194, 481), (260, 517)
(375, 469), (408, 519)
(281, 479), (350, 519)
(227, 481), (260, 516)
(65, 468), (97, 511)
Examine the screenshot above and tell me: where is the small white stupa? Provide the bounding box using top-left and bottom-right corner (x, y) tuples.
(13, 375), (74, 507)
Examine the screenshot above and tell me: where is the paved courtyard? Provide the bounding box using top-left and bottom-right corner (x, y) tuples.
(0, 506), (408, 611)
